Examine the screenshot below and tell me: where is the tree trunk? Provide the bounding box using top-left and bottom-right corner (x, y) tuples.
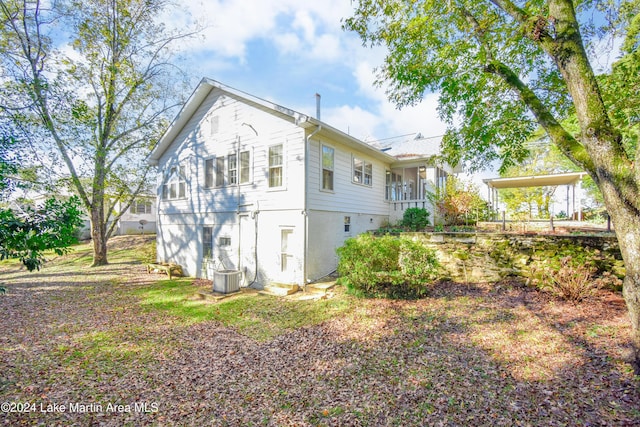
(90, 207), (108, 267)
(602, 184), (640, 374)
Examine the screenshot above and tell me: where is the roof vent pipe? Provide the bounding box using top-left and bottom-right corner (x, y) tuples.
(315, 93), (321, 120)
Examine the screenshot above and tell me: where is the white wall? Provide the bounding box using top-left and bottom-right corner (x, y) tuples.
(307, 210), (388, 282)
(155, 88), (307, 285)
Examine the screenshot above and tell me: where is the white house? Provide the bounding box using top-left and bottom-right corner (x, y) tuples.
(148, 78), (455, 288)
(115, 196), (157, 235)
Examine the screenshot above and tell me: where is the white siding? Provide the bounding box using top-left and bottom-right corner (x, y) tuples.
(155, 88), (307, 285)
(307, 211), (388, 282)
(306, 137), (389, 215)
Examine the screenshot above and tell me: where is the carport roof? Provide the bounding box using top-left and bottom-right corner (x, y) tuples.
(483, 172), (588, 189)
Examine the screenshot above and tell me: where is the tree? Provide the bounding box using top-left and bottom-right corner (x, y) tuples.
(431, 176), (490, 226)
(1, 128), (83, 271)
(500, 132), (572, 218)
(0, 0), (195, 266)
(345, 0), (640, 373)
(0, 196), (83, 271)
(0, 134), (17, 195)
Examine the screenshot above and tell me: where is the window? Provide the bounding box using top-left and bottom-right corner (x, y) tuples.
(219, 236), (231, 247)
(205, 158), (214, 188)
(240, 150), (250, 184)
(203, 226), (213, 258)
(280, 229), (293, 272)
(269, 144), (283, 188)
(210, 116), (219, 135)
(437, 167), (448, 190)
(344, 216), (351, 233)
(228, 154), (237, 185)
(215, 157), (225, 187)
(130, 200), (152, 214)
(322, 145), (334, 191)
(207, 151), (250, 188)
(162, 165), (186, 200)
(353, 157), (372, 186)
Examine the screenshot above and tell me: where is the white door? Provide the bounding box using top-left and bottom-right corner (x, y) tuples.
(280, 228), (296, 283)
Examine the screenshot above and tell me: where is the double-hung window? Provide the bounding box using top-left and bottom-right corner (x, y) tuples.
(353, 157), (372, 186)
(269, 144), (283, 188)
(206, 151), (251, 188)
(162, 165), (186, 199)
(228, 154), (238, 185)
(130, 200), (152, 214)
(322, 145), (334, 191)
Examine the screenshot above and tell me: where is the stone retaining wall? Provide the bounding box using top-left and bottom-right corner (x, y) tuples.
(401, 232), (623, 283)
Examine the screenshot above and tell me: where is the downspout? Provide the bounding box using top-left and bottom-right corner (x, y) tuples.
(304, 124), (322, 288)
(236, 135), (241, 270)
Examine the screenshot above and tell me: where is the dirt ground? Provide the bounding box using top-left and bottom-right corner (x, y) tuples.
(0, 236), (638, 426)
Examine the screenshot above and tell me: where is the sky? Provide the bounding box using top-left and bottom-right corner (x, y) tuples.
(170, 0), (448, 148)
(165, 0), (622, 193)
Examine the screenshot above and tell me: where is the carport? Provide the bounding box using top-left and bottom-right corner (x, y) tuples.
(483, 171), (588, 220)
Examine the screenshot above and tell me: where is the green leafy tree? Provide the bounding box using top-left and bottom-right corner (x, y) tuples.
(500, 133), (571, 218)
(0, 134), (17, 195)
(345, 0), (640, 372)
(0, 0), (196, 266)
(0, 196), (83, 271)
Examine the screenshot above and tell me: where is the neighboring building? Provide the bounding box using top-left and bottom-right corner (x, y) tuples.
(115, 197), (157, 235)
(27, 193), (157, 239)
(148, 78), (456, 287)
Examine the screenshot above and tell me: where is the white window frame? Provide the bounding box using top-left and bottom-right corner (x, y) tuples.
(239, 150), (251, 184)
(268, 144), (284, 189)
(162, 165), (186, 200)
(352, 156), (373, 187)
(203, 226), (213, 259)
(321, 144), (334, 192)
(228, 153), (238, 185)
(130, 199), (152, 214)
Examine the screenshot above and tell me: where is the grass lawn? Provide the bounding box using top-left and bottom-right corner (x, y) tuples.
(0, 235), (638, 426)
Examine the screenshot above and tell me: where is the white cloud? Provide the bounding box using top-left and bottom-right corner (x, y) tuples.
(349, 60), (447, 140)
(167, 1), (447, 142)
(273, 32), (302, 55)
(322, 105), (380, 141)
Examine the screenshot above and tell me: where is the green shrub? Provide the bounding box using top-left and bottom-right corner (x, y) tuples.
(402, 207), (430, 231)
(336, 234), (440, 299)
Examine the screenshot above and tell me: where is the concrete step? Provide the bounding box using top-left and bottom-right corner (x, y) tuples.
(305, 282), (336, 294)
(259, 283), (300, 296)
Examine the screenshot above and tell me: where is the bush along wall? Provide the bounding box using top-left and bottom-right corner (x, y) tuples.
(336, 234), (440, 299)
(337, 232), (624, 300)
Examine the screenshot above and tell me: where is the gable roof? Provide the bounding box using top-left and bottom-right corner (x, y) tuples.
(148, 78), (396, 165)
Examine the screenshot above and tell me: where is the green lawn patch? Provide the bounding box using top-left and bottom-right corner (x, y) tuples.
(134, 280), (354, 341)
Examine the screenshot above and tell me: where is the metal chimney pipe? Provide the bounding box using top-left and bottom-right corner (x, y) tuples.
(315, 93), (321, 120)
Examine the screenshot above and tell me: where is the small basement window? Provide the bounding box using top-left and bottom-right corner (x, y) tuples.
(344, 216), (351, 233)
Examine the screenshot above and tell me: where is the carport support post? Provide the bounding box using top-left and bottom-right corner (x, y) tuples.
(502, 211), (506, 231)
